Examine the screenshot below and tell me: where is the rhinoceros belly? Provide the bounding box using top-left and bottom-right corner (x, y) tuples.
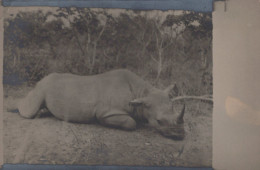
(44, 80), (98, 123)
(43, 75), (133, 123)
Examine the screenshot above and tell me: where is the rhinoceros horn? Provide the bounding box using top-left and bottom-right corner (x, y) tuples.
(177, 104), (185, 124)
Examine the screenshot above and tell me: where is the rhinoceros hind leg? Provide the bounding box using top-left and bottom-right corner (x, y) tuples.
(98, 113), (136, 131)
(18, 88), (44, 119)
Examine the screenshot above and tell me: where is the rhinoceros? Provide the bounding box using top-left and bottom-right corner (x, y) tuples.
(18, 69), (186, 140)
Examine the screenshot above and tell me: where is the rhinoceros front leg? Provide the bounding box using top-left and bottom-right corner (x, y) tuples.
(98, 111), (136, 130)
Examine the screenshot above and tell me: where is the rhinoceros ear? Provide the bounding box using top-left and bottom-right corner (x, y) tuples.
(129, 98), (144, 107)
(164, 84), (179, 99)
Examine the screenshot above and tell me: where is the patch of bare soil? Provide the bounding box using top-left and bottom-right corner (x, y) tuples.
(3, 85), (212, 167)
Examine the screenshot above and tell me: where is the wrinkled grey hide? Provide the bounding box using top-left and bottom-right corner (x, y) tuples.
(18, 69), (185, 140)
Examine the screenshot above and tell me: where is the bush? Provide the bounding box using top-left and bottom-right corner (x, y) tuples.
(4, 9), (212, 96)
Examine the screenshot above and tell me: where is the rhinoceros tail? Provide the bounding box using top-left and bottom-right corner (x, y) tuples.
(18, 86), (45, 119)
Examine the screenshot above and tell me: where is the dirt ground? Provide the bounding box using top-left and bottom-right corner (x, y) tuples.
(3, 85), (212, 167)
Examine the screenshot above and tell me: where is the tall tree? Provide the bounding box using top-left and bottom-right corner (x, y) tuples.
(55, 8), (111, 74)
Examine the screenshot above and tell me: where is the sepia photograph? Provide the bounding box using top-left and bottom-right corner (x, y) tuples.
(3, 7), (213, 167)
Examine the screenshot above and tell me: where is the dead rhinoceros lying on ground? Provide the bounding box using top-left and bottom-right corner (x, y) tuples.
(18, 69), (186, 140)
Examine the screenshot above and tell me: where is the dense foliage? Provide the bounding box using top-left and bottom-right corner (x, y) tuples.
(4, 8), (212, 95)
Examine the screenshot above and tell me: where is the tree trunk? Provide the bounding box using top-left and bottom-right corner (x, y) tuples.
(156, 50), (163, 83)
(90, 41), (97, 74)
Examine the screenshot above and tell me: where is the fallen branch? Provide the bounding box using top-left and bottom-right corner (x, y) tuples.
(172, 95), (213, 103)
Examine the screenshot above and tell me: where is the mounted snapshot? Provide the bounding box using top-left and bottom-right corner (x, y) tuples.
(3, 7), (213, 167)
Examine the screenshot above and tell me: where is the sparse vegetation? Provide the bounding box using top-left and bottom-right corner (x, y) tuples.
(4, 8), (212, 96)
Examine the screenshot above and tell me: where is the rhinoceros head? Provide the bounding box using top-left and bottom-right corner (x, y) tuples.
(129, 85), (185, 140)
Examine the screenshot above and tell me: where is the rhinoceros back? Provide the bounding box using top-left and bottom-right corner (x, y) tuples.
(40, 69), (152, 123)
